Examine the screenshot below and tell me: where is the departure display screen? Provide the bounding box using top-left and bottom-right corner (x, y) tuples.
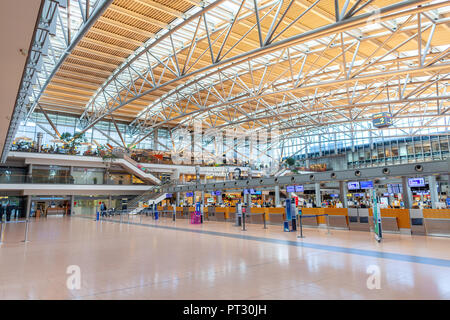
(408, 178), (425, 187)
(348, 181), (360, 190)
(295, 185), (304, 192)
(286, 186), (295, 192)
(360, 181), (374, 189)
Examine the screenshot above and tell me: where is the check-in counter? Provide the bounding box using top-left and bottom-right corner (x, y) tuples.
(268, 207), (285, 225)
(176, 206), (184, 219)
(349, 208), (370, 231)
(215, 207), (228, 221)
(423, 209), (450, 237)
(182, 206), (189, 218)
(370, 209), (409, 234)
(409, 209), (425, 235)
(300, 208), (319, 227)
(323, 208), (348, 229)
(207, 206), (216, 220)
(249, 208), (267, 224)
(227, 207), (236, 221)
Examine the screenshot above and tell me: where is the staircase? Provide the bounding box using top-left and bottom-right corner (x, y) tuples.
(127, 189), (167, 214)
(111, 153), (161, 185)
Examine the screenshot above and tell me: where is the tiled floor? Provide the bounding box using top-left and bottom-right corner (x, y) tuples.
(0, 214), (450, 299)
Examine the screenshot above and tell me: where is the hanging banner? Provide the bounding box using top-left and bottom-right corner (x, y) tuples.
(372, 189), (382, 242)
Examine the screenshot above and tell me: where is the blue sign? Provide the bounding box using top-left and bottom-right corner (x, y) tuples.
(360, 181), (374, 189)
(348, 181), (360, 190)
(166, 193), (172, 198)
(286, 186), (295, 193)
(372, 112), (393, 128)
(446, 198), (450, 206)
(243, 189), (249, 195)
(215, 191), (221, 196)
(295, 185), (304, 192)
(330, 194), (339, 198)
(408, 177), (425, 187)
(249, 189), (256, 194)
(186, 192), (194, 197)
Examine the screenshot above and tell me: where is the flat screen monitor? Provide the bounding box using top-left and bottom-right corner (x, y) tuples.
(166, 193), (172, 198)
(295, 185), (304, 192)
(348, 181), (360, 190)
(360, 181), (373, 189)
(408, 177), (425, 187)
(215, 191), (221, 196)
(286, 186), (295, 193)
(330, 194), (339, 198)
(186, 192), (194, 197)
(254, 190), (262, 195)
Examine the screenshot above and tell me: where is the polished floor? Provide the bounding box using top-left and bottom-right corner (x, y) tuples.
(1, 214), (450, 299)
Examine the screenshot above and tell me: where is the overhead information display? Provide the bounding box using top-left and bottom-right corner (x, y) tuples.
(372, 112), (393, 128)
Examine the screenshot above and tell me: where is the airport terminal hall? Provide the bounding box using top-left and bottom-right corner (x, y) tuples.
(1, 0), (450, 306)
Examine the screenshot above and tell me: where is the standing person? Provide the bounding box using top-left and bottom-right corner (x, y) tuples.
(0, 203), (4, 222)
(6, 202), (13, 222)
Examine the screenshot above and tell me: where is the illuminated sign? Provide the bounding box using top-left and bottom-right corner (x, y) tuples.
(372, 112), (393, 128)
(286, 186), (295, 193)
(408, 177), (425, 187)
(348, 181), (360, 190)
(295, 185), (304, 192)
(360, 181), (374, 189)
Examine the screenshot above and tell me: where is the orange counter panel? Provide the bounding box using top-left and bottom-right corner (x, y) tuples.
(423, 209), (450, 219)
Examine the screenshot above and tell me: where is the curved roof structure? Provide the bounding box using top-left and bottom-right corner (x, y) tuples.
(4, 0), (450, 160)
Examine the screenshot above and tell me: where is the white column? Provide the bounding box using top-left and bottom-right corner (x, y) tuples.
(275, 185), (280, 207)
(315, 182), (322, 207)
(428, 175), (439, 209)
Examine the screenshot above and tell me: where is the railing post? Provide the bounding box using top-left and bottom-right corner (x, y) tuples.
(0, 221), (4, 245)
(263, 212), (267, 229)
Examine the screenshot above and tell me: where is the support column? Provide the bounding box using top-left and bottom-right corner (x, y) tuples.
(27, 164), (33, 183)
(176, 192), (180, 207)
(275, 185), (280, 207)
(26, 195), (32, 219)
(71, 195), (75, 215)
(428, 175), (439, 209)
(315, 182), (322, 207)
(339, 181), (347, 207)
(401, 176), (413, 209)
(108, 194), (112, 210)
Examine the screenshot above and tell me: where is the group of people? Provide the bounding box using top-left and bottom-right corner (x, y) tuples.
(0, 203), (19, 222)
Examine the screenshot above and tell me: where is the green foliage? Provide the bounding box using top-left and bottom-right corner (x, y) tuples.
(285, 157), (295, 167)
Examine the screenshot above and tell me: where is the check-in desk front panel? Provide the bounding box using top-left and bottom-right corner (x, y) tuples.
(423, 209), (450, 237)
(207, 206), (216, 220)
(410, 209), (425, 235)
(215, 207), (228, 221)
(323, 208), (349, 229)
(268, 208), (285, 225)
(249, 208), (267, 224)
(349, 208), (370, 231)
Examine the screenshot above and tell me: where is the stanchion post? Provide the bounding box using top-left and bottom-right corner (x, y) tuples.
(173, 206), (176, 222)
(23, 195), (31, 243)
(242, 211), (246, 231)
(263, 213), (267, 229)
(0, 221), (4, 245)
(297, 214), (304, 238)
(326, 214), (331, 235)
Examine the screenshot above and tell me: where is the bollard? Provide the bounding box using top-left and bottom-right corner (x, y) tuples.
(263, 213), (267, 229)
(242, 211), (246, 231)
(297, 214), (304, 238)
(23, 219), (30, 243)
(173, 207), (176, 222)
(326, 214), (331, 235)
(0, 221), (3, 245)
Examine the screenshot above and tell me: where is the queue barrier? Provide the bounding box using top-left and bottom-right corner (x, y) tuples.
(297, 213), (330, 238)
